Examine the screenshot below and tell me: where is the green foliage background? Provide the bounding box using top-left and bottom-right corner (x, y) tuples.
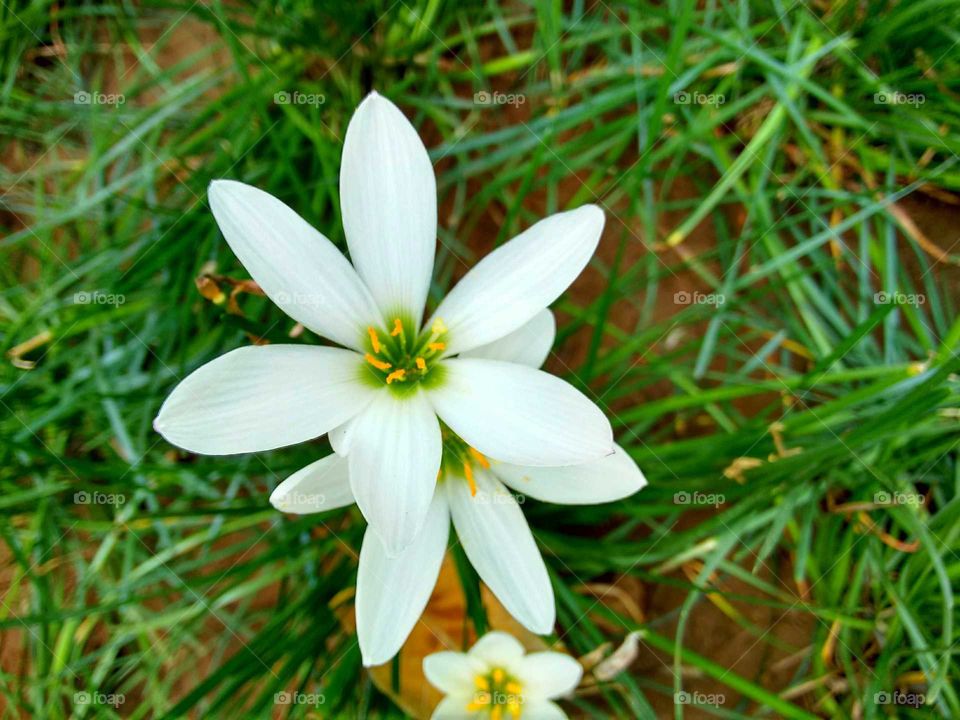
(2, 0), (959, 717)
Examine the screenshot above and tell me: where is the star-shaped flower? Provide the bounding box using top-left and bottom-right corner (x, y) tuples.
(155, 92), (615, 557)
(423, 631), (582, 719)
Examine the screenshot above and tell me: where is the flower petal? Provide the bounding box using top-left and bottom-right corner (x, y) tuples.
(269, 453), (354, 514)
(521, 699), (568, 719)
(357, 491), (449, 666)
(446, 470), (554, 634)
(423, 652), (486, 694)
(430, 359), (613, 466)
(348, 391), (442, 555)
(494, 444), (645, 505)
(154, 345), (375, 455)
(461, 310), (555, 368)
(328, 416), (357, 456)
(467, 631), (526, 665)
(516, 652), (583, 700)
(208, 180), (381, 350)
(340, 91), (436, 324)
(429, 205), (603, 355)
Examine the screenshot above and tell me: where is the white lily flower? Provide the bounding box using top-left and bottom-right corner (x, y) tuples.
(423, 631), (583, 720)
(154, 91), (614, 557)
(270, 309), (647, 666)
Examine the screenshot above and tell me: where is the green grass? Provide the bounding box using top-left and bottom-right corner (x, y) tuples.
(2, 0), (959, 717)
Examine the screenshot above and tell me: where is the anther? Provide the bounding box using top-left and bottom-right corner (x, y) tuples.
(463, 462), (477, 497)
(386, 369), (406, 384)
(427, 342), (445, 352)
(367, 327), (382, 353)
(416, 357), (427, 371)
(364, 353), (391, 371)
(431, 318), (447, 334)
(468, 447), (490, 469)
(390, 318), (403, 337)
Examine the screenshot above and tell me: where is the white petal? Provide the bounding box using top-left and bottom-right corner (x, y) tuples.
(348, 391), (442, 555)
(516, 652), (583, 699)
(269, 453), (354, 514)
(154, 345), (375, 455)
(430, 359), (613, 466)
(423, 652), (486, 694)
(446, 470), (554, 634)
(522, 700), (569, 720)
(208, 180), (381, 350)
(431, 696), (480, 720)
(328, 416), (357, 456)
(357, 492), (449, 666)
(467, 631), (526, 665)
(461, 310), (555, 368)
(429, 205), (603, 355)
(494, 444), (645, 505)
(340, 91), (436, 323)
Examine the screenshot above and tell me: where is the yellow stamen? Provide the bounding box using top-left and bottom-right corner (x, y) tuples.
(505, 681), (522, 694)
(463, 462), (477, 497)
(366, 326), (382, 353)
(508, 701), (522, 719)
(468, 447), (490, 469)
(475, 676), (490, 691)
(491, 707), (503, 720)
(492, 668), (505, 684)
(364, 353), (391, 371)
(416, 357), (427, 371)
(467, 700), (488, 712)
(386, 369), (406, 384)
(428, 342), (445, 352)
(431, 318), (447, 334)
(390, 317), (403, 337)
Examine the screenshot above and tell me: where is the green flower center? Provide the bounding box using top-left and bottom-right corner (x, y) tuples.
(361, 315), (448, 393)
(468, 666), (524, 719)
(439, 424), (489, 496)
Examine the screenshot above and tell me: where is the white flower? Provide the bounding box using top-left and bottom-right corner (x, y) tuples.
(154, 91), (614, 557)
(423, 631), (582, 720)
(270, 309), (647, 666)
